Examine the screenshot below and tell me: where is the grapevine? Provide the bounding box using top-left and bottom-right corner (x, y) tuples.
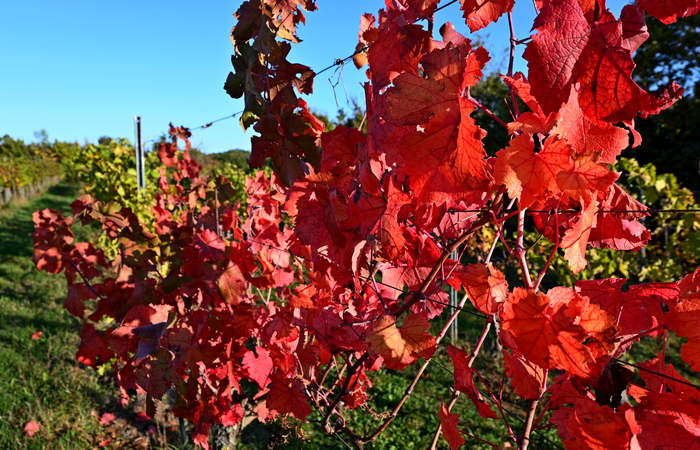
(34, 1), (700, 448)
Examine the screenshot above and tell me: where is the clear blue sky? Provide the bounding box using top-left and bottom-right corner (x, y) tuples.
(0, 0), (627, 153)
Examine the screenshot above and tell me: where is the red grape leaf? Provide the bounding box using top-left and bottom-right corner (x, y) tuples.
(76, 323), (113, 367)
(361, 11), (432, 92)
(502, 72), (546, 117)
(320, 125), (365, 174)
(636, 354), (700, 401)
(636, 0), (700, 25)
(447, 345), (498, 418)
(381, 234), (449, 318)
(217, 264), (248, 305)
(64, 283), (96, 318)
(551, 87), (630, 163)
(389, 0), (439, 17)
(503, 350), (545, 399)
(588, 184), (650, 251)
(242, 346), (274, 389)
(550, 396), (633, 450)
(382, 43), (491, 193)
(507, 111), (553, 135)
(460, 0), (515, 32)
(525, 0), (681, 121)
(266, 373), (312, 420)
(664, 274), (700, 371)
(523, 0), (590, 115)
(250, 99), (324, 186)
(542, 139), (618, 203)
(573, 10), (679, 122)
(261, 0), (318, 42)
(439, 402), (466, 449)
(495, 134), (614, 209)
(628, 384), (700, 448)
(576, 278), (674, 343)
(620, 4), (649, 53)
(494, 134), (557, 208)
(499, 288), (613, 378)
(134, 349), (173, 399)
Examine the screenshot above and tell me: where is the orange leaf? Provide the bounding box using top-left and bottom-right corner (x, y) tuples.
(447, 263), (508, 315)
(494, 134), (557, 208)
(560, 199), (598, 273)
(367, 314), (436, 370)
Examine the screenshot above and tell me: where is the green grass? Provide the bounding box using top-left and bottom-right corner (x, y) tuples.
(0, 182), (114, 449)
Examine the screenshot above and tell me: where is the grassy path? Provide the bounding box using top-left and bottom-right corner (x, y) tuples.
(0, 182), (113, 449)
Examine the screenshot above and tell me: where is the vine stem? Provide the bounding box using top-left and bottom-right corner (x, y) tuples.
(428, 228), (501, 448)
(516, 209), (533, 289)
(485, 227), (500, 263)
(474, 370), (516, 440)
(321, 355), (365, 436)
(520, 399), (540, 450)
(429, 319), (494, 449)
(515, 207), (536, 449)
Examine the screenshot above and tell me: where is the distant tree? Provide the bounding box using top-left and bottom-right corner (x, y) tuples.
(314, 100), (365, 131)
(98, 136), (113, 145)
(33, 129), (49, 144)
(210, 149), (251, 169)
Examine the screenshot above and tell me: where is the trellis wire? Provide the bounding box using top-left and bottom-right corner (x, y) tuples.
(143, 110), (245, 147)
